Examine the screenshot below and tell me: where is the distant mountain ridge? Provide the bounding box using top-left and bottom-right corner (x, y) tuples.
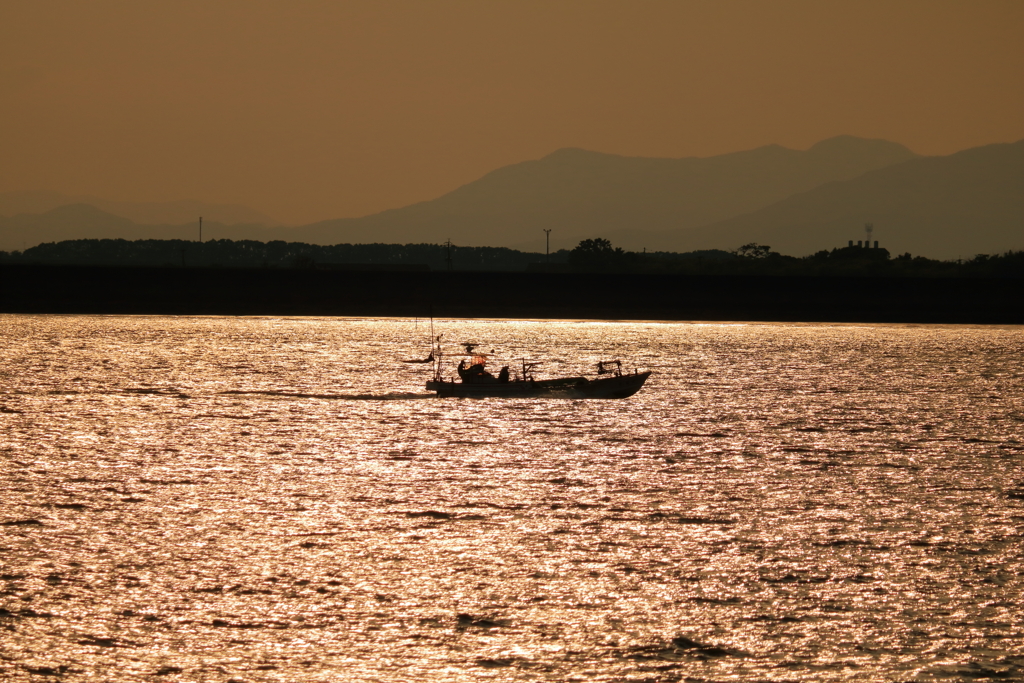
(0, 190), (277, 227)
(645, 139), (1024, 260)
(2, 136), (1021, 259)
(0, 204), (277, 251)
(289, 136), (919, 251)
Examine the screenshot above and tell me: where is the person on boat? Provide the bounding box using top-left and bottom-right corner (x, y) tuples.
(458, 359), (496, 383)
(498, 366), (510, 383)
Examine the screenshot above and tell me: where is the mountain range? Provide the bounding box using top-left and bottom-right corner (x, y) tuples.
(0, 191), (277, 227)
(2, 136), (1021, 260)
(0, 203), (282, 252)
(638, 139), (1024, 259)
(290, 135), (920, 252)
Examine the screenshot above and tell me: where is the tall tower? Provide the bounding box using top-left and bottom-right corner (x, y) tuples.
(864, 223), (874, 248)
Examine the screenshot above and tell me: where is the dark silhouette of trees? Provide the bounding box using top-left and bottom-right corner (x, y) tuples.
(1, 237), (1021, 278)
(567, 238), (640, 270)
(734, 243), (775, 259)
(1, 239), (564, 272)
(569, 238), (622, 261)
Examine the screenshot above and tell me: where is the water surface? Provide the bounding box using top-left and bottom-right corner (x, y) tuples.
(2, 315), (1023, 681)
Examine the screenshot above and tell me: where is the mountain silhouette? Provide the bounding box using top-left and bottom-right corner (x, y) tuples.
(0, 191), (277, 227)
(4, 137), (1019, 260)
(0, 204), (273, 251)
(287, 136), (918, 251)
(653, 139), (1024, 259)
(0, 204), (135, 249)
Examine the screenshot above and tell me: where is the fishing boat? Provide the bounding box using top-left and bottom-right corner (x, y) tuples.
(421, 340), (651, 399)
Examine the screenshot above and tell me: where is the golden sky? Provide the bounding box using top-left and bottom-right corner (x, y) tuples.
(2, 0), (1022, 225)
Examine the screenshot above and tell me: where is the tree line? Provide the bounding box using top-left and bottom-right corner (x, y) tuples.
(564, 238), (1024, 278)
(0, 239), (564, 271)
(1, 237), (1022, 277)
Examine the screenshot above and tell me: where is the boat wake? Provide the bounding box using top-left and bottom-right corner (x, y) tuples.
(217, 390), (434, 401)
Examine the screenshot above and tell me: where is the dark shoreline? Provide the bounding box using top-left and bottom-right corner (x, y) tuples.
(2, 264), (1022, 324)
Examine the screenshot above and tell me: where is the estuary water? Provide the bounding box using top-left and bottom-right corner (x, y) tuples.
(1, 315), (1023, 682)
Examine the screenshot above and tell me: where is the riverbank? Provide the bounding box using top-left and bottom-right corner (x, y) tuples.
(2, 264), (1022, 324)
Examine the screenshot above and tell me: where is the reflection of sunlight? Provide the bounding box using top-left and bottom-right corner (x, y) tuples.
(0, 315), (1022, 680)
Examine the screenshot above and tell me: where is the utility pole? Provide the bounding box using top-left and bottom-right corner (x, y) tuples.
(199, 216), (202, 243)
(445, 239), (453, 271)
(543, 229), (551, 264)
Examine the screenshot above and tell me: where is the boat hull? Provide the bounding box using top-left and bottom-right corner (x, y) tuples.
(426, 371), (651, 399)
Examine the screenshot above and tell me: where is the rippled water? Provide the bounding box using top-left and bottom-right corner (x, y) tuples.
(2, 315), (1023, 682)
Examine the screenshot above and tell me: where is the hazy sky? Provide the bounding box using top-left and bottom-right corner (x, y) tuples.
(2, 1), (1023, 225)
